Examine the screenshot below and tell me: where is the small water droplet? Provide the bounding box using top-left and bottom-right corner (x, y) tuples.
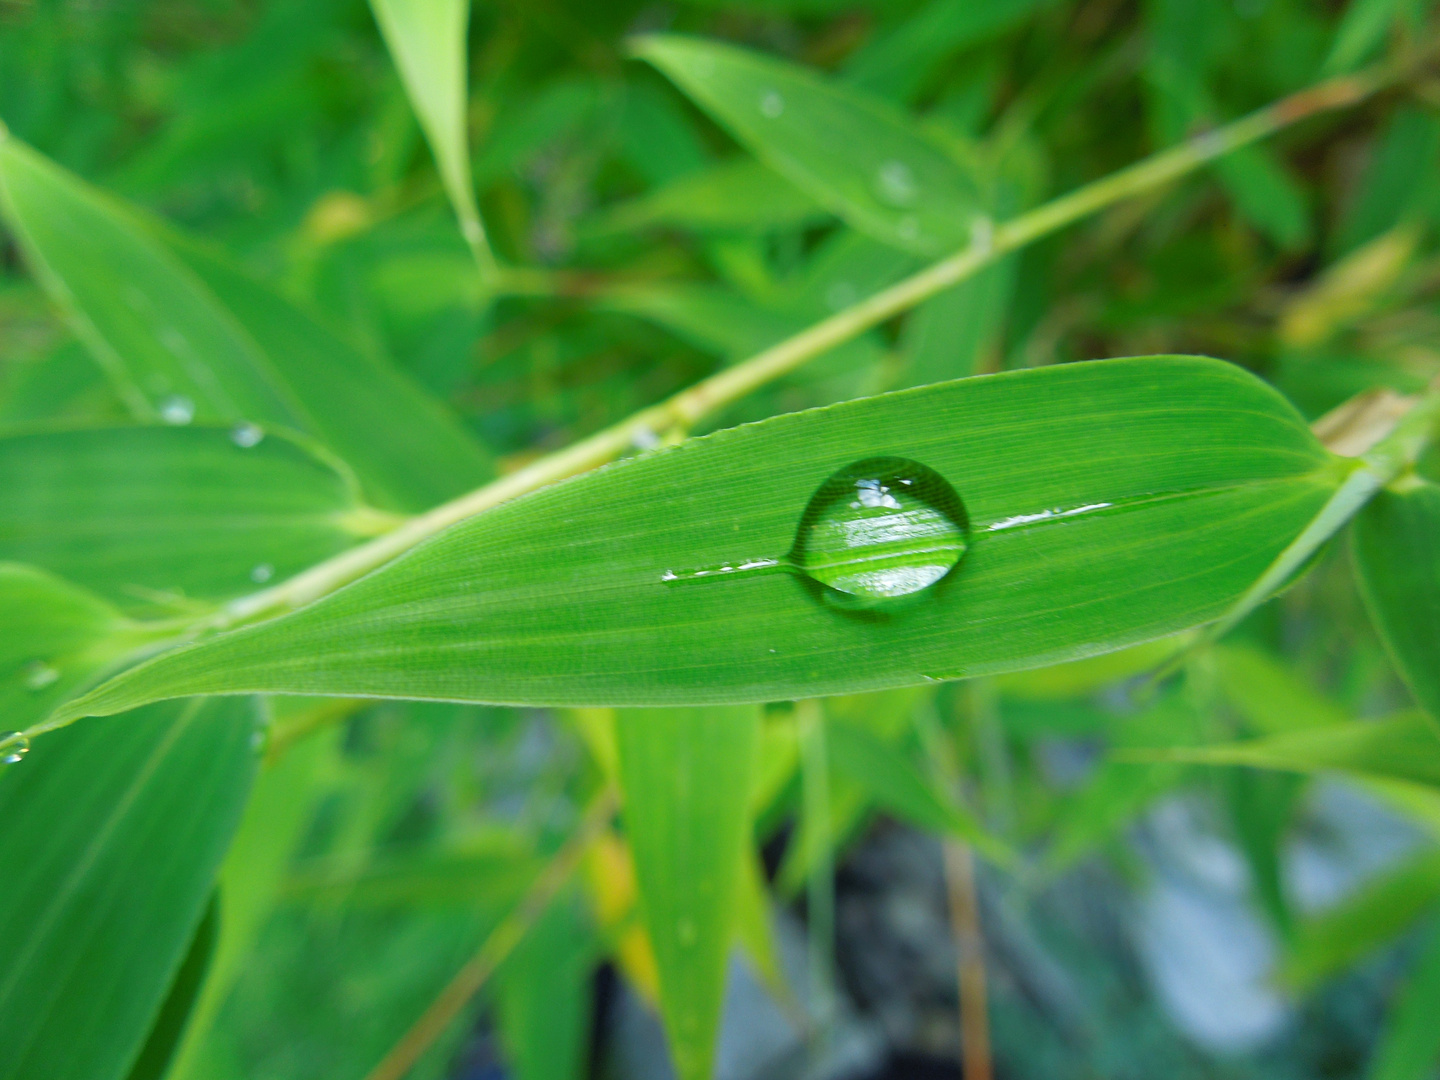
(250, 563), (274, 584)
(790, 457), (968, 609)
(970, 215), (994, 254)
(231, 422), (264, 448)
(23, 660), (60, 691)
(896, 215), (920, 241)
(1, 733), (30, 765)
(158, 395), (195, 425)
(677, 917), (697, 946)
(760, 91), (784, 118)
(825, 282), (858, 311)
(875, 160), (918, 207)
(631, 425), (661, 451)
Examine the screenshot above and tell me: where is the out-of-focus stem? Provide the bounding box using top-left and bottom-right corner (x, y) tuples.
(944, 840), (994, 1080)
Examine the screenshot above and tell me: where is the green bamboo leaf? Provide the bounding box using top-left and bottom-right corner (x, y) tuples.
(123, 895), (218, 1080)
(0, 426), (388, 610)
(634, 35), (984, 256)
(588, 158), (828, 236)
(496, 895), (595, 1080)
(615, 706), (760, 1080)
(0, 696), (258, 1080)
(1211, 643), (1349, 734)
(1369, 914), (1440, 1080)
(46, 357), (1342, 723)
(0, 563), (158, 736)
(1283, 850), (1440, 991)
(368, 0), (493, 267)
(0, 134), (492, 512)
(1353, 482), (1440, 725)
(1133, 713), (1440, 787)
(1325, 0), (1425, 74)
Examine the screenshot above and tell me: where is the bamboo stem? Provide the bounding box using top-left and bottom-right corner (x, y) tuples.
(943, 840), (993, 1080)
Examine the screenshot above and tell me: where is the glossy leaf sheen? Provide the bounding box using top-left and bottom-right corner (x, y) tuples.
(0, 697), (257, 1080)
(1353, 482), (1440, 724)
(636, 35), (982, 256)
(55, 357), (1338, 716)
(0, 426), (370, 607)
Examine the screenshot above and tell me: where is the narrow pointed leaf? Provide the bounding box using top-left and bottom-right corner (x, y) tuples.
(46, 357), (1340, 722)
(0, 135), (491, 512)
(496, 896), (595, 1080)
(0, 426), (383, 609)
(0, 697), (258, 1080)
(635, 35), (983, 256)
(1369, 915), (1440, 1080)
(369, 0), (489, 257)
(615, 706), (760, 1080)
(1353, 482), (1440, 724)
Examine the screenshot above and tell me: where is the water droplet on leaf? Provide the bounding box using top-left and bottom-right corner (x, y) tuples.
(1, 733), (30, 765)
(790, 457), (968, 608)
(760, 91), (784, 118)
(158, 395), (195, 425)
(24, 661), (60, 691)
(876, 160), (918, 207)
(250, 563), (274, 584)
(231, 422), (264, 448)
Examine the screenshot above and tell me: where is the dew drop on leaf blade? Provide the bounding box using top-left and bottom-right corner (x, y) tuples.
(1, 733), (31, 765)
(789, 456), (969, 609)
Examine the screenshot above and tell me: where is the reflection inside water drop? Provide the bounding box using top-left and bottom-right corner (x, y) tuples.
(790, 457), (968, 607)
(1, 732), (30, 765)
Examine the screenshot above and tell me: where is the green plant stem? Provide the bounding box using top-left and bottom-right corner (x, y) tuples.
(360, 787), (617, 1080)
(194, 53), (1430, 632)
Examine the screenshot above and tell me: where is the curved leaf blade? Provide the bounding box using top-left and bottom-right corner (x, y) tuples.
(52, 357), (1338, 719)
(0, 426), (381, 609)
(635, 34), (983, 256)
(0, 697), (257, 1080)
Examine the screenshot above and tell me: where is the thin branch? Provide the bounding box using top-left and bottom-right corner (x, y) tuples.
(205, 52), (1423, 632)
(361, 788), (618, 1080)
(944, 840), (993, 1080)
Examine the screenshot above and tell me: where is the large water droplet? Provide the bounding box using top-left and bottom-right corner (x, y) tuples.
(1, 733), (30, 765)
(158, 395), (195, 425)
(790, 457), (968, 608)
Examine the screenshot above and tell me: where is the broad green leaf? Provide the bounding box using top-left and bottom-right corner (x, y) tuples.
(1137, 714), (1440, 787)
(1283, 850), (1440, 990)
(368, 0), (489, 261)
(168, 726), (337, 1080)
(0, 135), (491, 512)
(635, 35), (983, 256)
(0, 696), (258, 1080)
(843, 0), (1053, 102)
(0, 563), (157, 735)
(589, 158), (827, 235)
(124, 895), (218, 1080)
(496, 895), (595, 1080)
(51, 357), (1340, 720)
(1369, 914), (1440, 1080)
(1353, 482), (1440, 724)
(0, 426), (386, 609)
(615, 705), (760, 1080)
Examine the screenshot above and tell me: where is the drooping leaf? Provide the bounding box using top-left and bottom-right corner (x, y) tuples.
(1353, 481), (1440, 725)
(635, 35), (984, 256)
(1283, 850), (1440, 991)
(47, 357), (1341, 721)
(0, 426), (386, 609)
(368, 0), (491, 262)
(0, 696), (258, 1080)
(615, 705), (760, 1080)
(1136, 714), (1440, 787)
(0, 134), (491, 512)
